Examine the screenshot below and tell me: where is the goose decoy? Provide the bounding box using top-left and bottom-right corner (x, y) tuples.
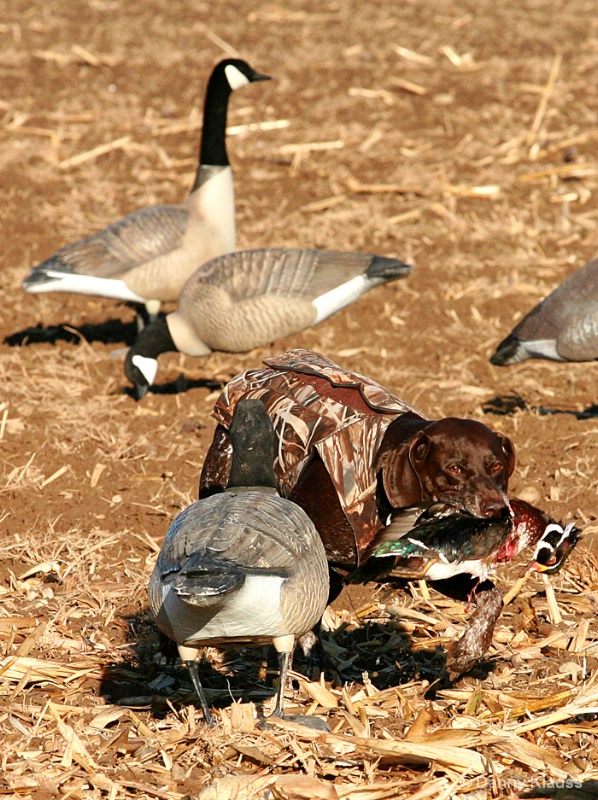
(125, 248), (412, 397)
(148, 399), (329, 726)
(21, 59), (270, 320)
(347, 497), (574, 586)
(491, 257), (598, 365)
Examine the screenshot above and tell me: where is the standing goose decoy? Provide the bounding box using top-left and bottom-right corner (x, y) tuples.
(491, 257), (598, 365)
(21, 59), (270, 320)
(148, 399), (329, 727)
(125, 247), (412, 397)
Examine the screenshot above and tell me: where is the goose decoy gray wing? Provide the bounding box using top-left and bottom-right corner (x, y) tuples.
(21, 59), (270, 317)
(149, 490), (327, 647)
(22, 205), (190, 302)
(125, 248), (412, 396)
(491, 257), (598, 365)
(148, 399), (329, 726)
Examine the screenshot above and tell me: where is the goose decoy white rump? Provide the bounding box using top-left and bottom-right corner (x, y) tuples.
(491, 256), (598, 365)
(21, 59), (270, 319)
(148, 399), (329, 726)
(125, 247), (412, 397)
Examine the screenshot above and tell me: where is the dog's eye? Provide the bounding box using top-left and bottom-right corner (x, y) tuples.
(446, 464), (463, 475)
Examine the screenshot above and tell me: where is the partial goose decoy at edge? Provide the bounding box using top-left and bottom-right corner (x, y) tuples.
(491, 256), (598, 365)
(125, 247), (412, 397)
(21, 59), (270, 320)
(148, 399), (329, 727)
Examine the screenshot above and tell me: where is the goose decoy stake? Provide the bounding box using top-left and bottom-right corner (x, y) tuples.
(491, 256), (598, 365)
(22, 59), (270, 321)
(148, 399), (329, 726)
(125, 248), (412, 397)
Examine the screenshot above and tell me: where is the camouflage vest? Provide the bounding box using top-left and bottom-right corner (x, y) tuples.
(211, 349), (423, 553)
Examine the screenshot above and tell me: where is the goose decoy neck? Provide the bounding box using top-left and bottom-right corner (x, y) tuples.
(194, 59), (270, 190)
(124, 318), (176, 397)
(128, 318), (176, 361)
(227, 399), (278, 490)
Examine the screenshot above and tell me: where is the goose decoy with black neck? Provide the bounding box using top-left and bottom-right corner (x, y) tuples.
(21, 59), (270, 321)
(148, 399), (329, 727)
(491, 257), (598, 365)
(125, 247), (412, 397)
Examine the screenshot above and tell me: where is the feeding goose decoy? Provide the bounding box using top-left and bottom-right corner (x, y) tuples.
(125, 248), (412, 398)
(491, 256), (598, 365)
(21, 59), (270, 321)
(148, 399), (329, 727)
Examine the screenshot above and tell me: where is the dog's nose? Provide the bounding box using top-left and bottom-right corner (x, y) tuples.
(480, 498), (507, 517)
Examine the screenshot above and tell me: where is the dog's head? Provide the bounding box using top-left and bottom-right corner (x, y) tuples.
(378, 417), (515, 518)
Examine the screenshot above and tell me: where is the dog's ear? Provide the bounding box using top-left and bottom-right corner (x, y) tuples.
(409, 430), (430, 465)
(498, 433), (516, 480)
(377, 430), (429, 508)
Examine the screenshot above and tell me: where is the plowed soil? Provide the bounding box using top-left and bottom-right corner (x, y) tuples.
(1, 1), (597, 798)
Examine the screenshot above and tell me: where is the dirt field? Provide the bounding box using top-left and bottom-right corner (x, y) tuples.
(1, 0), (598, 797)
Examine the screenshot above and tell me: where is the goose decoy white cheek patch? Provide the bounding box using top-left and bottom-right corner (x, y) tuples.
(132, 355), (159, 386)
(224, 64), (250, 90)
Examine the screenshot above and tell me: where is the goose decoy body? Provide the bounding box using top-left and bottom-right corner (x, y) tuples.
(347, 497), (577, 586)
(148, 399), (329, 726)
(125, 248), (412, 397)
(21, 59), (270, 320)
(491, 257), (598, 365)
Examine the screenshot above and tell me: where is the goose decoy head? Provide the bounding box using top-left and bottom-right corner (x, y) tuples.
(125, 318), (176, 400)
(228, 399), (277, 490)
(217, 58), (271, 90)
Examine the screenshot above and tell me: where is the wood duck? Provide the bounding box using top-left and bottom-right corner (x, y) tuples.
(347, 497), (579, 678)
(149, 399), (329, 726)
(524, 521), (580, 575)
(348, 497), (575, 586)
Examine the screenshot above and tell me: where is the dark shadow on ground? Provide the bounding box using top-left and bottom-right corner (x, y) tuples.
(4, 318), (138, 348)
(99, 583), (497, 721)
(483, 394), (598, 420)
(121, 373), (227, 399)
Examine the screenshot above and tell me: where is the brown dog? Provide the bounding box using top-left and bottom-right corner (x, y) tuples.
(200, 349), (516, 572)
(375, 412), (514, 519)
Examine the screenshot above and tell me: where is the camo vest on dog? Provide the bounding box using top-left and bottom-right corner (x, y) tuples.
(211, 348), (424, 558)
